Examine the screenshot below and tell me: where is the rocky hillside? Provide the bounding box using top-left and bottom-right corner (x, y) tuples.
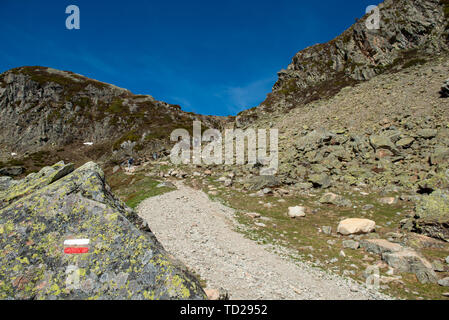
(213, 0), (449, 256)
(237, 0), (449, 125)
(1, 0), (449, 301)
(267, 55), (449, 193)
(223, 0), (449, 197)
(0, 161), (206, 299)
(0, 66), (226, 168)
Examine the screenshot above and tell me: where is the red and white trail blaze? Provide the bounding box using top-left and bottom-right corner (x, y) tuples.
(64, 239), (90, 254)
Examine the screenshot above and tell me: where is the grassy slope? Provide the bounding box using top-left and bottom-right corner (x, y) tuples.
(180, 172), (449, 300)
(107, 170), (174, 209)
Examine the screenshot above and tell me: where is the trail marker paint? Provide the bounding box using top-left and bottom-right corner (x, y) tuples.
(64, 247), (89, 254)
(64, 239), (90, 246)
(64, 238), (90, 254)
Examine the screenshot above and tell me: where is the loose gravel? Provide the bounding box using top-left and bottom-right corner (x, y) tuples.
(137, 181), (391, 300)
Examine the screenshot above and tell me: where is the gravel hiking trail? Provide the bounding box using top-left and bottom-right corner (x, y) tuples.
(137, 181), (390, 300)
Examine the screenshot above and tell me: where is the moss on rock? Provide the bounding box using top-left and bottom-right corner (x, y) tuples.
(0, 161), (206, 300)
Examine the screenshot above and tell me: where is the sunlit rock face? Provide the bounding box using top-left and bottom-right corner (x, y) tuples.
(0, 161), (206, 300)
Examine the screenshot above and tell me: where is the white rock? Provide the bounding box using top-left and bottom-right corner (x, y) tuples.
(288, 206), (306, 218)
(337, 218), (376, 235)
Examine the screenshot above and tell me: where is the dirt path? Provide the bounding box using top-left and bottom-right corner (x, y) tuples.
(137, 181), (390, 300)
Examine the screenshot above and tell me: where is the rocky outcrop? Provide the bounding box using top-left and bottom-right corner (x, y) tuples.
(360, 239), (404, 255)
(0, 161), (206, 300)
(360, 239), (438, 284)
(0, 66), (225, 160)
(382, 250), (438, 284)
(276, 102), (449, 190)
(237, 0), (449, 125)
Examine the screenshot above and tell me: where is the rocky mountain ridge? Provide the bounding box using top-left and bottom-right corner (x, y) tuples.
(236, 0), (449, 126)
(0, 66), (227, 165)
(0, 161), (205, 299)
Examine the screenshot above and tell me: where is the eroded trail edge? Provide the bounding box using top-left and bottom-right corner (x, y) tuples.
(137, 181), (390, 300)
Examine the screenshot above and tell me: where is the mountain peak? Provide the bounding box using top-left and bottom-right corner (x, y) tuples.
(237, 0), (449, 125)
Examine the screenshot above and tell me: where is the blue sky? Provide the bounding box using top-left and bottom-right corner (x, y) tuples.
(0, 0), (378, 116)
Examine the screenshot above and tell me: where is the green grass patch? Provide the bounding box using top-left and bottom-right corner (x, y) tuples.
(108, 171), (175, 209)
(1, 159), (25, 168)
(402, 58), (427, 69)
(112, 130), (141, 151)
(108, 98), (125, 113)
(75, 97), (92, 108)
(48, 109), (61, 122)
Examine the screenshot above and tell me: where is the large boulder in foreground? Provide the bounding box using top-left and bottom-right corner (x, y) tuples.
(0, 161), (206, 300)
